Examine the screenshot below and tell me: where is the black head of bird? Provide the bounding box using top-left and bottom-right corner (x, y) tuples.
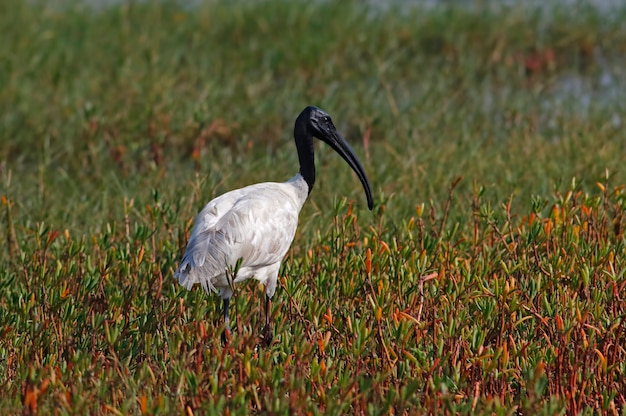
(294, 106), (374, 210)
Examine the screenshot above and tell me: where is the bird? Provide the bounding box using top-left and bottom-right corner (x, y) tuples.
(174, 106), (373, 345)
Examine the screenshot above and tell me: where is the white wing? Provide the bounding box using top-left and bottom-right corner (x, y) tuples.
(174, 182), (303, 294)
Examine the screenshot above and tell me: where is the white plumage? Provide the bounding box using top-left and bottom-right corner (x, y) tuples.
(175, 175), (308, 300)
(174, 106), (373, 345)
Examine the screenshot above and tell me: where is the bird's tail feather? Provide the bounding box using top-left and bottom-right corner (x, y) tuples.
(174, 261), (218, 294)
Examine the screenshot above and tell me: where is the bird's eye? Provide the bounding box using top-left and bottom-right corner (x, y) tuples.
(322, 116), (331, 124)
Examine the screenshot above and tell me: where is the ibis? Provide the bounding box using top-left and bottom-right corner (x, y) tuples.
(174, 106), (373, 344)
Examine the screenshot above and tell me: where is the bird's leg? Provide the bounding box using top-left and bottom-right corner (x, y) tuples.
(261, 294), (273, 346)
(221, 297), (231, 345)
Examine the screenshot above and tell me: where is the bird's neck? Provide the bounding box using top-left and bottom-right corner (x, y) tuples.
(294, 118), (315, 194)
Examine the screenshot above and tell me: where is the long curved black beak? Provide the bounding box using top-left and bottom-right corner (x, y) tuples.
(322, 130), (374, 210)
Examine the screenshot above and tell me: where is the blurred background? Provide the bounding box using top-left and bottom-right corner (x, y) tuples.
(2, 0), (625, 238)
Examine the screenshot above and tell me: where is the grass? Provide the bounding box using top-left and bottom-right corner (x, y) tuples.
(1, 0), (626, 413)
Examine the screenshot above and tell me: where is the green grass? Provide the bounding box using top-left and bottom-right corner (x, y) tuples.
(1, 0), (626, 413)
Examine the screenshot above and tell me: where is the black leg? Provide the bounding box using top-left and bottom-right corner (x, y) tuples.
(261, 294), (273, 346)
(221, 298), (231, 345)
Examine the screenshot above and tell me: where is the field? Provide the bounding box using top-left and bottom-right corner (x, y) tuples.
(1, 0), (626, 414)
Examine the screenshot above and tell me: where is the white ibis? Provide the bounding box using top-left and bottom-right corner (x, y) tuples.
(174, 106), (373, 344)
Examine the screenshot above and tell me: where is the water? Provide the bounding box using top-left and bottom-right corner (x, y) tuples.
(50, 0), (626, 14)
